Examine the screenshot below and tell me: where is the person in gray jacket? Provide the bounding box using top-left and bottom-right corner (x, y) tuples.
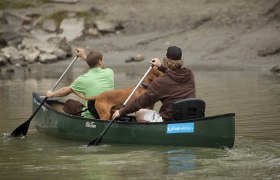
(113, 46), (196, 122)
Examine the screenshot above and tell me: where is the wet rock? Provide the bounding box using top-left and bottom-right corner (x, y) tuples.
(0, 25), (24, 46)
(42, 19), (57, 32)
(21, 37), (39, 49)
(1, 46), (24, 65)
(25, 12), (42, 19)
(2, 11), (32, 26)
(20, 47), (40, 63)
(0, 38), (8, 49)
(39, 44), (59, 54)
(0, 11), (6, 24)
(39, 53), (58, 63)
(0, 55), (7, 67)
(52, 49), (67, 59)
(10, 55), (25, 65)
(257, 42), (280, 57)
(89, 6), (106, 16)
(30, 28), (56, 42)
(95, 20), (119, 33)
(0, 7), (126, 67)
(60, 18), (85, 41)
(263, 1), (280, 23)
(270, 65), (280, 74)
(86, 28), (100, 36)
(125, 54), (145, 63)
(38, 43), (66, 59)
(0, 12), (31, 46)
(47, 36), (72, 56)
(21, 37), (68, 59)
(1, 46), (14, 60)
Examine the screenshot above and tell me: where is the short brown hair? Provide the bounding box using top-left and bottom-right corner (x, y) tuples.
(86, 49), (103, 68)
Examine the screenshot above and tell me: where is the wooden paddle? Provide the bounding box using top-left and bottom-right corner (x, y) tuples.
(87, 66), (153, 146)
(11, 56), (78, 137)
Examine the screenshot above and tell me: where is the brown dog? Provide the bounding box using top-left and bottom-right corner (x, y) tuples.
(86, 67), (161, 120)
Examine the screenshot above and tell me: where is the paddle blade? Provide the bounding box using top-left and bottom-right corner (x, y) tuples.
(87, 119), (116, 146)
(87, 137), (102, 146)
(10, 97), (47, 137)
(11, 120), (31, 137)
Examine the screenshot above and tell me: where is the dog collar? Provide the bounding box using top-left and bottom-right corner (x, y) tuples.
(141, 83), (148, 89)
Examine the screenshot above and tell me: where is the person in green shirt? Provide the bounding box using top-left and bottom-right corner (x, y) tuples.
(46, 48), (114, 118)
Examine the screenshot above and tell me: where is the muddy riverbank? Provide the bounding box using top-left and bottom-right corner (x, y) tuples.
(0, 0), (279, 73)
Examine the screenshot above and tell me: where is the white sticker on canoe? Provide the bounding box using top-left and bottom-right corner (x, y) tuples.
(167, 123), (194, 134)
(33, 98), (40, 105)
(85, 122), (96, 128)
(33, 98), (47, 112)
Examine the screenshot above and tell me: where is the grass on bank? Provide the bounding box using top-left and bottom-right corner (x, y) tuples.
(42, 10), (92, 32)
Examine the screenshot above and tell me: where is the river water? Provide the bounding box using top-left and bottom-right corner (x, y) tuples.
(0, 56), (279, 179)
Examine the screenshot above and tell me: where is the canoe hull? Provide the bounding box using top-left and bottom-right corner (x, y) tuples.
(32, 93), (235, 148)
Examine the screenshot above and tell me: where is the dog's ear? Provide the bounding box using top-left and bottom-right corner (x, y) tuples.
(152, 66), (162, 77)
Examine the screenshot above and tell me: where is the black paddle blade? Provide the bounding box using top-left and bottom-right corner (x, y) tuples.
(10, 97), (48, 137)
(87, 137), (102, 146)
(87, 119), (115, 147)
(11, 120), (31, 137)
(10, 57), (78, 138)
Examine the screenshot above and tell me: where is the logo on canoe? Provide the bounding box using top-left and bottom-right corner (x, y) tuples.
(33, 98), (47, 112)
(167, 123), (194, 134)
(85, 121), (96, 128)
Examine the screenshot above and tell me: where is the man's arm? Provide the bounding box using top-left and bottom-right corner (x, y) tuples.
(46, 87), (73, 98)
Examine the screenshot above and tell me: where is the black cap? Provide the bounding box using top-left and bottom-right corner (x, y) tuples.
(166, 46), (182, 60)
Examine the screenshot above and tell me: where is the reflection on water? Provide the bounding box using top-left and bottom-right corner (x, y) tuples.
(1, 134), (279, 179)
(164, 149), (196, 175)
(0, 61), (279, 179)
(196, 70), (280, 141)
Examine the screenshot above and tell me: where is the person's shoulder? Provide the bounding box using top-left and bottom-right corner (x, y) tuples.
(102, 67), (113, 72)
(74, 74), (86, 82)
(151, 74), (168, 87)
(181, 67), (194, 74)
(182, 67), (192, 71)
(101, 68), (114, 77)
(107, 68), (114, 72)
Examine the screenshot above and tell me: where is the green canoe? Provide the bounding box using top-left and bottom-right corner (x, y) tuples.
(32, 93), (235, 148)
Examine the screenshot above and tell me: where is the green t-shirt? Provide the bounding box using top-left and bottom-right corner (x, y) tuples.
(70, 67), (114, 118)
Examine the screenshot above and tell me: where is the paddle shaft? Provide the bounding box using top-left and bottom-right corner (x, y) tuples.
(11, 56), (78, 136)
(50, 56), (78, 92)
(88, 66), (153, 146)
(123, 66), (153, 106)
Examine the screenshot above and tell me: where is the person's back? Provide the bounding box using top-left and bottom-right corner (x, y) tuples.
(113, 46), (196, 122)
(150, 65), (195, 120)
(46, 48), (114, 118)
(70, 67), (114, 98)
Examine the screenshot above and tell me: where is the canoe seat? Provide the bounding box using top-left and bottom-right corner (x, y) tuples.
(173, 98), (205, 120)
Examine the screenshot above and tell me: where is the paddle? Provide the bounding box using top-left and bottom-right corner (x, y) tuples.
(87, 66), (153, 146)
(11, 56), (78, 137)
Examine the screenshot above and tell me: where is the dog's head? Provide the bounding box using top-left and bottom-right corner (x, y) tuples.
(143, 66), (162, 85)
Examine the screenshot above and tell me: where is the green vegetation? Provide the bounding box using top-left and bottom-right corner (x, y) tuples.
(37, 10), (68, 32)
(46, 10), (68, 25)
(0, 0), (50, 10)
(76, 11), (91, 19)
(76, 11), (93, 24)
(45, 10), (93, 30)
